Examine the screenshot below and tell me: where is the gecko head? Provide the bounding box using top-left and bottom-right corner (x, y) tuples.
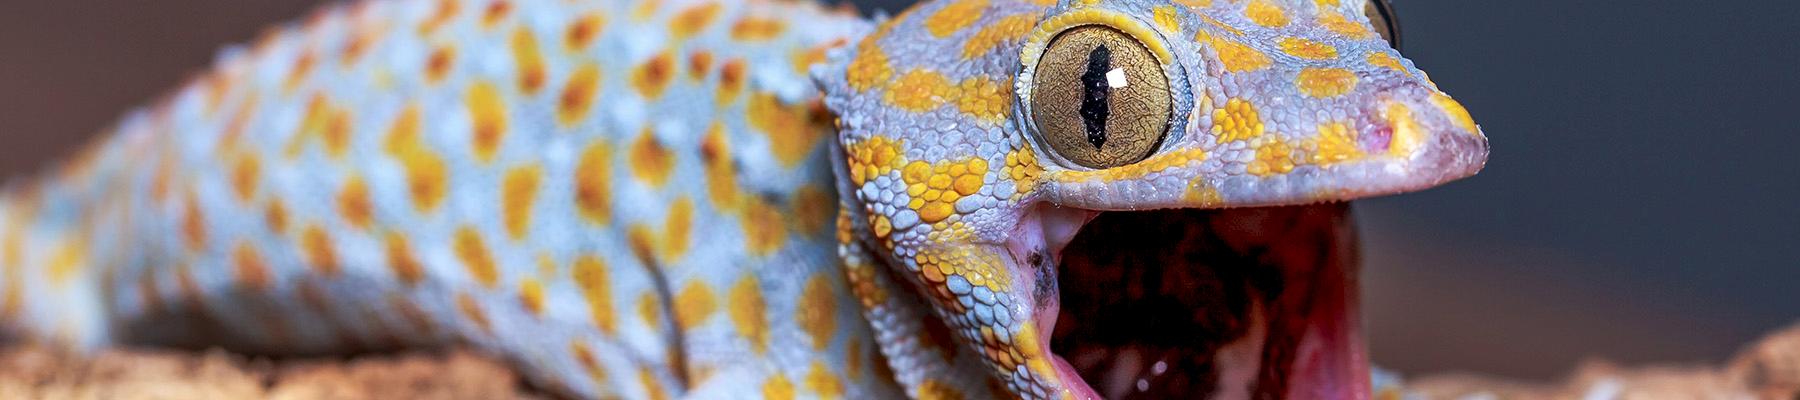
(820, 0), (1483, 398)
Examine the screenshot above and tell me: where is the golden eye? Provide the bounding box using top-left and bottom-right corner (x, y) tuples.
(1367, 0), (1401, 49)
(1029, 25), (1171, 169)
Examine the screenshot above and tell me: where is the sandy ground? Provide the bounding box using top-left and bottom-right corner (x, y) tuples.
(0, 323), (1794, 400)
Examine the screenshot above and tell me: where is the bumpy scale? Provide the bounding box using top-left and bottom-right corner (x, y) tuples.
(0, 0), (1485, 399)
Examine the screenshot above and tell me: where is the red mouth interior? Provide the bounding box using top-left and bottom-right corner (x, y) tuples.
(1050, 205), (1370, 399)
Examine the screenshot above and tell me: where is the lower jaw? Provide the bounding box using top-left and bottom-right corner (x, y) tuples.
(1046, 205), (1369, 399)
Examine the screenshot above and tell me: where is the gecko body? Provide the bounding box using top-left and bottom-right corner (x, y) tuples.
(0, 0), (1486, 399)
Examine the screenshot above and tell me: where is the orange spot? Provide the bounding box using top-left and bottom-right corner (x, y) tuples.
(792, 186), (834, 234)
(669, 2), (722, 42)
(183, 192), (206, 251)
(716, 58), (746, 105)
(390, 294), (436, 335)
(481, 0), (513, 29)
(338, 176), (373, 229)
(747, 94), (824, 166)
(763, 373), (796, 400)
(1279, 37), (1339, 60)
(511, 27), (546, 94)
(386, 105), (451, 214)
(640, 367), (669, 400)
(564, 12), (606, 52)
(283, 50), (316, 93)
(457, 292), (492, 335)
(575, 141), (614, 225)
(845, 42), (891, 92)
(466, 80), (508, 162)
(699, 123), (741, 210)
(687, 50), (714, 80)
(796, 273), (837, 349)
(1296, 67), (1358, 98)
(570, 340), (607, 382)
(805, 361), (844, 398)
(426, 44), (455, 84)
(673, 280), (717, 329)
(729, 17), (786, 41)
(572, 254), (616, 334)
(385, 232), (424, 285)
(630, 51), (676, 99)
(628, 129), (675, 188)
(230, 152), (261, 202)
(502, 164), (543, 240)
(963, 13), (1036, 59)
(264, 199), (289, 234)
(727, 274), (767, 353)
(884, 70), (952, 112)
(419, 0), (460, 35)
(558, 62), (601, 127)
(234, 243), (271, 291)
(302, 225), (340, 277)
(454, 226), (500, 288)
(924, 0), (987, 37)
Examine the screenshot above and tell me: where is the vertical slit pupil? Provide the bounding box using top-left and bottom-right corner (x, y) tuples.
(1079, 44), (1113, 149)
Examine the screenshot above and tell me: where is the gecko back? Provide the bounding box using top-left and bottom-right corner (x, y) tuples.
(0, 0), (897, 398)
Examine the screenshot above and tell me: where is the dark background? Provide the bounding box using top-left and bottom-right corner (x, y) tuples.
(1, 0), (1795, 381)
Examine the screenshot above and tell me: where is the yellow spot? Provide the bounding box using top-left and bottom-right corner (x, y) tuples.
(1196, 31), (1270, 72)
(230, 152), (260, 202)
(742, 197), (787, 255)
(570, 340), (608, 383)
(925, 0), (987, 37)
(45, 239), (85, 286)
(481, 0), (513, 29)
(1053, 148), (1207, 183)
(640, 367), (669, 400)
(674, 280), (717, 329)
(466, 80), (509, 163)
(1280, 37), (1339, 60)
(1153, 6), (1181, 32)
(1296, 67), (1358, 98)
(636, 290), (662, 330)
(728, 274), (768, 353)
(1247, 137), (1295, 177)
(700, 124), (741, 210)
(385, 232), (424, 285)
(338, 176), (373, 229)
(457, 292), (492, 335)
(233, 243), (270, 291)
(1432, 93), (1480, 135)
(1002, 145), (1043, 199)
(1176, 0), (1213, 8)
(729, 17), (787, 41)
(628, 129), (675, 188)
(845, 43), (891, 92)
(631, 0), (661, 21)
(565, 12), (606, 52)
(502, 164), (542, 240)
(631, 51), (676, 99)
(511, 27), (546, 94)
(1319, 11), (1372, 39)
(962, 14), (1037, 59)
(575, 141), (614, 225)
(419, 0), (460, 35)
(572, 255), (616, 334)
(1309, 121), (1364, 165)
(518, 278), (544, 316)
(1245, 0), (1289, 28)
(661, 197), (693, 261)
(844, 136), (905, 186)
(454, 226), (499, 288)
(763, 373), (796, 400)
(717, 58), (746, 105)
(1367, 52), (1409, 76)
(954, 77), (1011, 123)
(900, 157), (990, 224)
(917, 379), (966, 400)
(1385, 101), (1424, 157)
(1185, 180), (1225, 206)
(302, 225), (340, 277)
(885, 70), (952, 112)
(806, 361), (844, 398)
(792, 186), (835, 234)
(386, 105), (450, 214)
(796, 273), (837, 349)
(555, 62), (601, 127)
(265, 199), (289, 234)
(1212, 98), (1263, 142)
(669, 2), (722, 42)
(747, 94), (825, 166)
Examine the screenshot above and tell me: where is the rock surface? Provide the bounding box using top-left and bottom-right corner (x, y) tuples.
(0, 322), (1795, 399)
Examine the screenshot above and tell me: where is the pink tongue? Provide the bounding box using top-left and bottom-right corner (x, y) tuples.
(1284, 273), (1372, 400)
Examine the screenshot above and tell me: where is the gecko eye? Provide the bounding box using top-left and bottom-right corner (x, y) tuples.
(1367, 0), (1401, 49)
(1030, 25), (1171, 169)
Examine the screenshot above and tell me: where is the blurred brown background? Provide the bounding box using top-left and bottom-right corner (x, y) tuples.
(2, 0), (1796, 383)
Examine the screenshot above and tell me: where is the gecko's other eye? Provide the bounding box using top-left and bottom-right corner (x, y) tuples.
(1030, 25), (1171, 169)
(1367, 0), (1401, 49)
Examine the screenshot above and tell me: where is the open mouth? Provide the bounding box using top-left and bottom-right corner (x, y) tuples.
(1040, 204), (1368, 399)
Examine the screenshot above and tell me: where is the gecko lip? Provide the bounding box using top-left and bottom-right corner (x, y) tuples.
(1043, 206), (1369, 399)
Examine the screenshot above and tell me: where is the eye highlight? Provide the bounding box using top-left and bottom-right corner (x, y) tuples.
(1029, 25), (1171, 169)
(1367, 0), (1401, 49)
